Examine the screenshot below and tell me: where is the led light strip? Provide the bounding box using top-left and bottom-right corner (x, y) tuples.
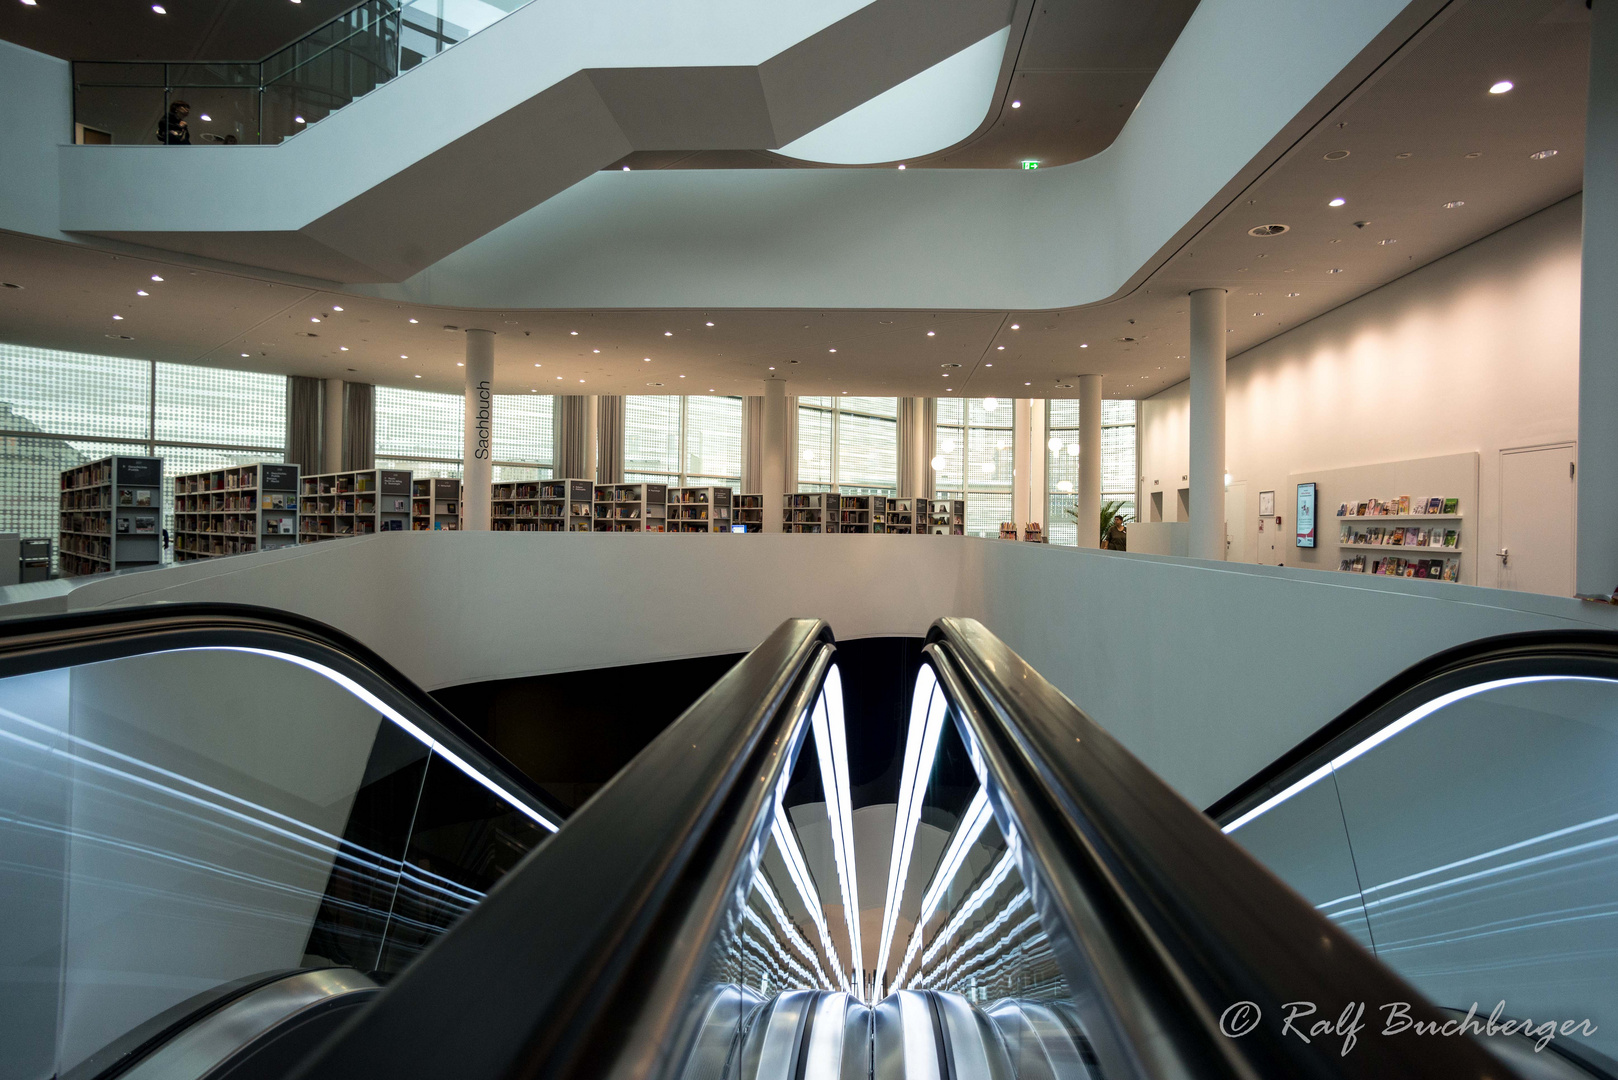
(1223, 675), (1612, 835)
(916, 788), (993, 924)
(810, 667), (864, 994)
(771, 770), (847, 992)
(872, 667), (949, 998)
(209, 647), (561, 831)
(753, 871), (836, 990)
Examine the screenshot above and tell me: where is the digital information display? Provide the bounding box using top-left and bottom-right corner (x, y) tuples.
(1296, 482), (1317, 548)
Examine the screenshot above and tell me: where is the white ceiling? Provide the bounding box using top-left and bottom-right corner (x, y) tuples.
(0, 0), (1590, 402)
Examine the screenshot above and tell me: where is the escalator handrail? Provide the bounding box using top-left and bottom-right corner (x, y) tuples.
(289, 617), (837, 1080)
(0, 600), (568, 826)
(924, 616), (1517, 1080)
(1206, 628), (1618, 823)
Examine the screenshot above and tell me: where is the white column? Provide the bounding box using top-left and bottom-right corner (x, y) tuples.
(463, 329), (494, 531)
(761, 380), (788, 531)
(1012, 399), (1046, 537)
(322, 377), (344, 472)
(1077, 377), (1102, 549)
(1188, 288), (1227, 561)
(898, 398), (927, 499)
(1579, 0), (1618, 596)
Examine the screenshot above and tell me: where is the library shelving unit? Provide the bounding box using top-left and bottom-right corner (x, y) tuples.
(491, 481), (540, 530)
(1334, 499), (1464, 581)
(412, 478), (461, 531)
(784, 493), (833, 533)
(734, 494), (764, 533)
(594, 483), (668, 532)
(923, 499), (966, 536)
(668, 487), (734, 533)
(173, 463), (300, 562)
(538, 479), (593, 531)
(59, 454), (163, 576)
(886, 498), (917, 534)
(299, 468), (412, 542)
(836, 495), (889, 534)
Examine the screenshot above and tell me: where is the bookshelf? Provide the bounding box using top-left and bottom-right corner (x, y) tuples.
(668, 487), (734, 533)
(593, 483), (667, 532)
(836, 495), (888, 534)
(58, 455), (163, 576)
(412, 478), (461, 531)
(923, 499), (965, 535)
(538, 479), (593, 531)
(734, 494), (764, 533)
(785, 493), (833, 533)
(173, 463), (300, 562)
(299, 468), (412, 542)
(491, 480), (539, 530)
(1335, 505), (1464, 581)
(887, 498), (917, 534)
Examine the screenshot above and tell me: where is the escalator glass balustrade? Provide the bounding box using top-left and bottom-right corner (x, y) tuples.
(0, 609), (560, 1080)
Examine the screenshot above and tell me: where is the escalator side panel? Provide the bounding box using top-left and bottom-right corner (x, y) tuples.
(677, 984), (761, 1080)
(737, 990), (818, 1080)
(799, 992), (853, 1080)
(931, 993), (1013, 1080)
(837, 998), (872, 1080)
(871, 992), (943, 1080)
(983, 1001), (1093, 1080)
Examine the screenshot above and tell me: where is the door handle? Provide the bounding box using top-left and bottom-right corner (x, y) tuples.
(1495, 548), (1509, 565)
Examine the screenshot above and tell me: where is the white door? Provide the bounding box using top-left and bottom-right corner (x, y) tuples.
(1224, 482), (1250, 563)
(1497, 444), (1576, 596)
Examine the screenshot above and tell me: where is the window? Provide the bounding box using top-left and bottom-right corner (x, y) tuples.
(0, 343), (288, 569)
(934, 397), (1013, 537)
(1046, 399), (1137, 547)
(374, 386), (553, 481)
(797, 396), (897, 495)
(624, 395), (743, 489)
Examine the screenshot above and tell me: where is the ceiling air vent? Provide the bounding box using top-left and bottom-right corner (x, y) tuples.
(1248, 223), (1290, 237)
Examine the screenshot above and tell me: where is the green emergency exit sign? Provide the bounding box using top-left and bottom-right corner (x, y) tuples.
(1021, 160), (1040, 169)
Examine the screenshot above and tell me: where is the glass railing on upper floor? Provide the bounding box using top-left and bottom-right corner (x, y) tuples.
(71, 0), (531, 147)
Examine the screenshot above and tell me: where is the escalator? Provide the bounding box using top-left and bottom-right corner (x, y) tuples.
(4, 606), (1615, 1078)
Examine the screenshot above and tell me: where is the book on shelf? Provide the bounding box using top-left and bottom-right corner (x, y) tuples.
(1426, 497), (1444, 514)
(1398, 495), (1410, 514)
(1442, 497), (1459, 514)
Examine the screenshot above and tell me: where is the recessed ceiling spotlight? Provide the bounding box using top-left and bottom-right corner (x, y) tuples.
(535, 363), (542, 367)
(828, 348), (836, 353)
(339, 346), (348, 350)
(706, 321), (715, 326)
(679, 374), (686, 378)
(331, 305), (343, 312)
(941, 373), (949, 377)
(414, 374), (421, 379)
(112, 314), (123, 320)
(151, 275), (163, 282)
(664, 331), (672, 336)
(1011, 100), (1021, 109)
(1443, 200), (1465, 209)
(897, 164), (906, 170)
(311, 316), (320, 323)
(137, 289), (148, 296)
(1011, 323), (1020, 330)
(294, 115), (305, 124)
(400, 354), (408, 358)
(1530, 149), (1558, 160)
(985, 363), (992, 367)
(151, 4), (165, 13)
(408, 318), (418, 323)
(578, 379), (585, 383)
(198, 113), (212, 122)
(240, 352), (250, 357)
(927, 330), (935, 336)
(644, 357), (651, 361)
(1079, 343), (1088, 348)
(1489, 80), (1514, 94)
(593, 349), (600, 353)
(458, 362), (464, 366)
(1328, 197), (1346, 207)
(997, 345), (1005, 350)
(20, 0), (37, 6)
(556, 376), (562, 380)
(570, 331), (578, 335)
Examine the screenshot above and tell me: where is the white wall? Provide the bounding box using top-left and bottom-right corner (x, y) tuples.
(0, 40), (71, 240)
(1140, 194), (1583, 584)
(9, 529), (1618, 811)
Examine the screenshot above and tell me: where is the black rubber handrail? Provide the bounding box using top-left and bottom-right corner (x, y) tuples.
(1207, 628), (1618, 824)
(0, 601), (568, 826)
(289, 617), (836, 1080)
(923, 616), (1520, 1080)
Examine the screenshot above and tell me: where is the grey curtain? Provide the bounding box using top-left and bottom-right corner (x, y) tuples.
(743, 396), (763, 493)
(343, 382), (375, 470)
(920, 397), (936, 500)
(286, 376), (322, 470)
(596, 395), (625, 484)
(553, 395), (590, 478)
